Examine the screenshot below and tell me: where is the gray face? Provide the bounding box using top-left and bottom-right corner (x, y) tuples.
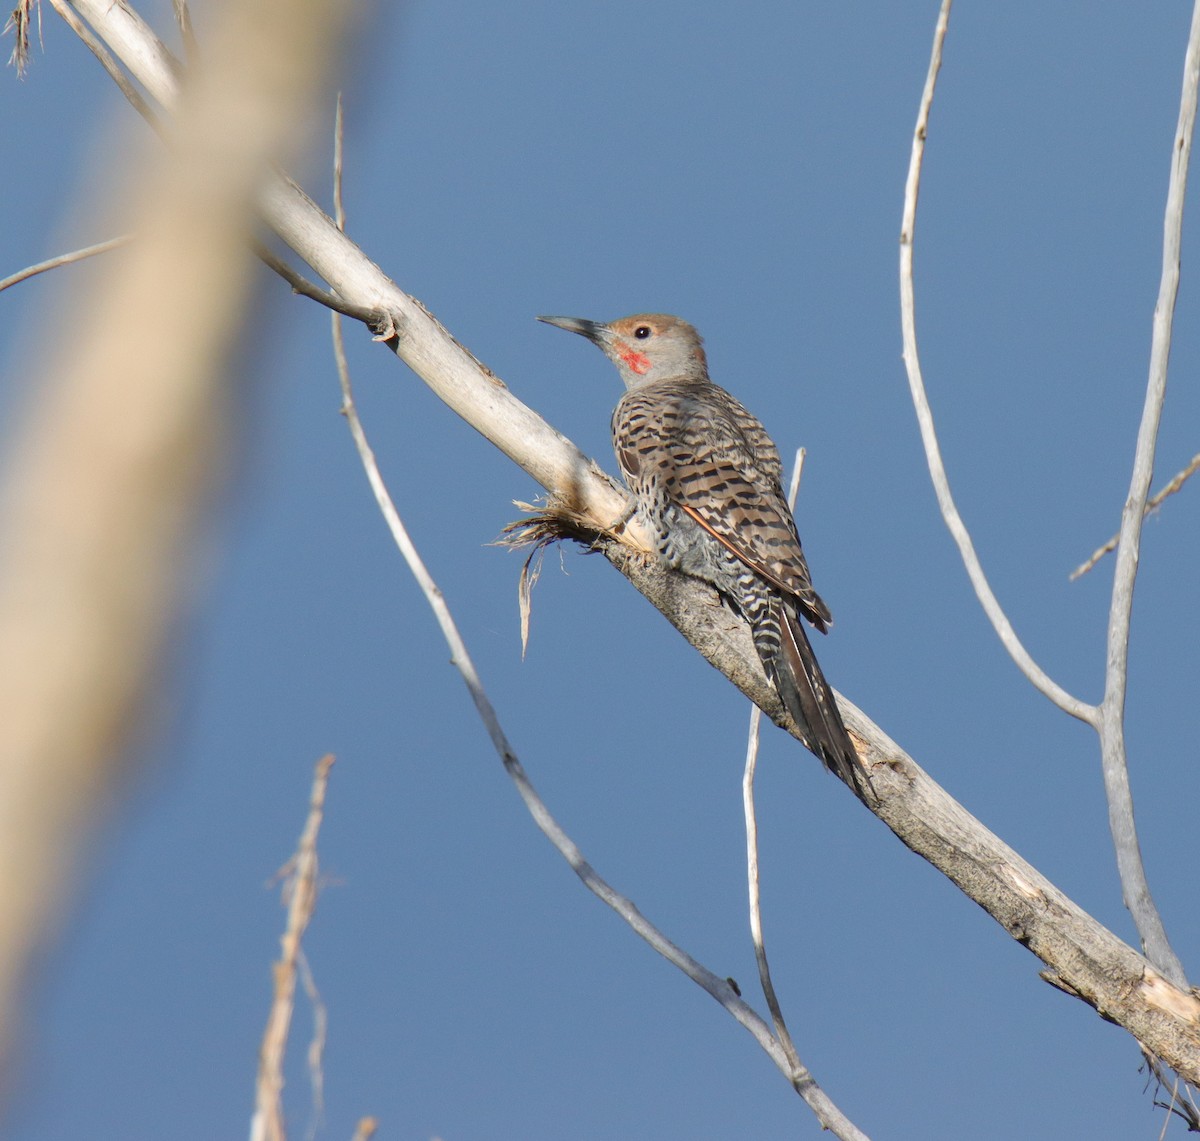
(538, 313), (709, 390)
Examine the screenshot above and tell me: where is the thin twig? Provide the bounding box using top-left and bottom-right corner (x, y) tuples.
(0, 236), (131, 295)
(743, 725), (823, 1096)
(1145, 1047), (1200, 1133)
(1094, 1), (1200, 990)
(257, 242), (381, 326)
(250, 754), (335, 1141)
(744, 457), (807, 1059)
(741, 451), (866, 1134)
(898, 0), (1095, 725)
(896, 0), (1193, 1096)
(1071, 452), (1200, 580)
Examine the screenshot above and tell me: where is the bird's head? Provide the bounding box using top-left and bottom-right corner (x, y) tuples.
(537, 313), (709, 389)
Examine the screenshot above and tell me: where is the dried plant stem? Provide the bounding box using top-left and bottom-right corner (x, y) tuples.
(5, 0), (37, 75)
(743, 718), (866, 1136)
(250, 755), (334, 1141)
(296, 950), (327, 1135)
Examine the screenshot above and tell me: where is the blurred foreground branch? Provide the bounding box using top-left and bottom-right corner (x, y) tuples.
(0, 0), (343, 1086)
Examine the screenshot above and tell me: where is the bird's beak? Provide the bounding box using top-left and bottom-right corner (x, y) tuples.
(536, 315), (606, 344)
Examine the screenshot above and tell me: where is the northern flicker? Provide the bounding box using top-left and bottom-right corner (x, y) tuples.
(538, 312), (869, 802)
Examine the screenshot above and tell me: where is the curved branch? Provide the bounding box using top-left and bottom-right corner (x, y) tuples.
(0, 235), (131, 294)
(896, 0), (1191, 1030)
(897, 0), (1096, 725)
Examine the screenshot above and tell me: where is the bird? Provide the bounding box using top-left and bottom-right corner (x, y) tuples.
(538, 312), (870, 802)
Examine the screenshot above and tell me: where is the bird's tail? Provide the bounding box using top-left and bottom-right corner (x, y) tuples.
(764, 599), (872, 803)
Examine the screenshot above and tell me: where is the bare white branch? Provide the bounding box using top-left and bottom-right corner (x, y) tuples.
(1094, 1), (1200, 988)
(897, 0), (1190, 1021)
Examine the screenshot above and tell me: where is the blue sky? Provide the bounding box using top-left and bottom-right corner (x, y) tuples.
(3, 2), (1200, 1138)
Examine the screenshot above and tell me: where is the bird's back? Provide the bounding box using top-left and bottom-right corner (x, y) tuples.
(612, 377), (832, 632)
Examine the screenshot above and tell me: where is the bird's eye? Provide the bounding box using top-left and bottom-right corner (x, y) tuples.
(634, 325), (652, 339)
